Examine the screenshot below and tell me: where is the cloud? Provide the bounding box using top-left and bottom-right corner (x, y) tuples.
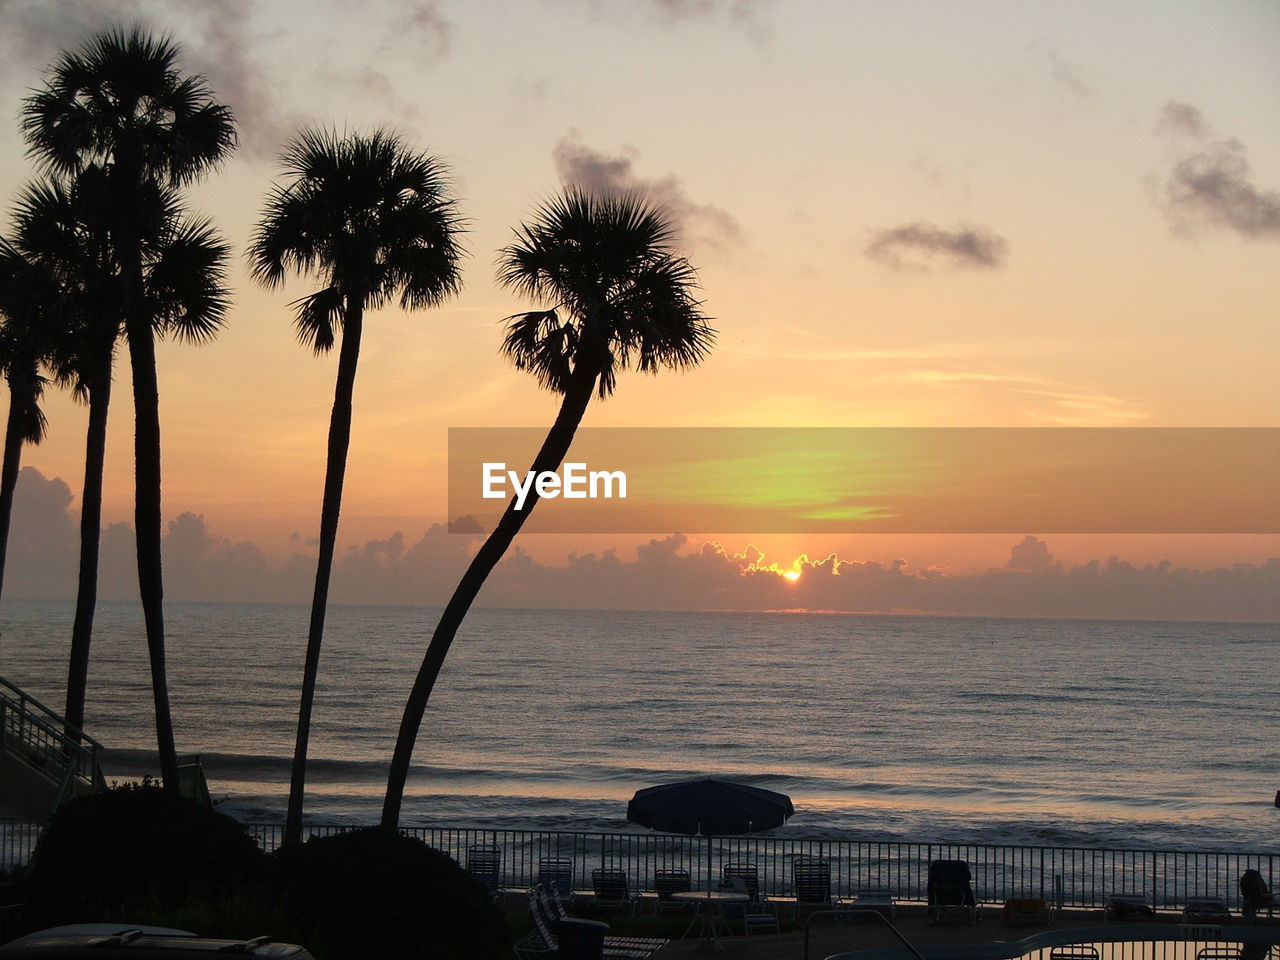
(1044, 47), (1094, 99)
(865, 221), (1009, 271)
(897, 367), (1148, 426)
(1153, 101), (1280, 241)
(0, 0), (298, 162)
(1156, 100), (1209, 139)
(558, 0), (773, 39)
(8, 467), (1280, 621)
(1007, 535), (1056, 572)
(395, 1), (452, 57)
(0, 0), (460, 163)
(552, 131), (742, 251)
(1162, 141), (1280, 240)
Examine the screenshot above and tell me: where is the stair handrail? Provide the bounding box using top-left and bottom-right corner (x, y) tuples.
(0, 674), (105, 792)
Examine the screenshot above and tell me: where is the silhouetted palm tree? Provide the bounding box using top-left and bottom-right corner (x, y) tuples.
(9, 174), (228, 736)
(382, 189), (713, 827)
(248, 128), (464, 845)
(22, 27), (235, 790)
(0, 245), (53, 605)
(9, 174), (121, 732)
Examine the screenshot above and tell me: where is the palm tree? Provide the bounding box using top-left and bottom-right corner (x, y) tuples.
(9, 174), (122, 733)
(248, 128), (464, 845)
(381, 189), (714, 827)
(9, 174), (228, 736)
(21, 27), (236, 790)
(0, 245), (53, 604)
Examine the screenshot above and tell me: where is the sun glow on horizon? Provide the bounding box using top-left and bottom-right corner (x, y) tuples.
(783, 569), (802, 582)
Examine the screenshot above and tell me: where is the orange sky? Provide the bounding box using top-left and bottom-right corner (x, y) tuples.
(2, 0), (1279, 588)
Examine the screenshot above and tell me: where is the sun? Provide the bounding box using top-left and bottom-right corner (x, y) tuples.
(782, 570), (801, 583)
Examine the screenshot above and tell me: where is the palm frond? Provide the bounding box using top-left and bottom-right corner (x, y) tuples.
(145, 213), (231, 344)
(290, 286), (344, 354)
(21, 25), (236, 185)
(496, 187), (713, 397)
(249, 125), (464, 334)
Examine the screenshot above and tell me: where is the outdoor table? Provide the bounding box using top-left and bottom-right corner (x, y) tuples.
(673, 890), (750, 953)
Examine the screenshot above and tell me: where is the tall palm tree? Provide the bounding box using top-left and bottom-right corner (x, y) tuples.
(21, 27), (236, 790)
(9, 174), (122, 733)
(248, 128), (464, 845)
(9, 173), (228, 736)
(381, 189), (714, 827)
(0, 245), (53, 604)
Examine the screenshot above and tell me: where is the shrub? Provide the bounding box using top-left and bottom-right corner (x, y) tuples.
(22, 784), (263, 930)
(268, 828), (508, 960)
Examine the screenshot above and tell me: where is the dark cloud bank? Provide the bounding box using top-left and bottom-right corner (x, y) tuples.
(7, 468), (1279, 622)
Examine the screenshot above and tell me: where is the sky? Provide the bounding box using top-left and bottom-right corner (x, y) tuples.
(1, 0), (1278, 617)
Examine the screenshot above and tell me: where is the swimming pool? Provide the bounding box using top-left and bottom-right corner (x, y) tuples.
(822, 923), (1280, 960)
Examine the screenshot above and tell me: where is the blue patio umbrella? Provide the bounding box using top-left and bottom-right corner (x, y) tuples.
(626, 778), (794, 836)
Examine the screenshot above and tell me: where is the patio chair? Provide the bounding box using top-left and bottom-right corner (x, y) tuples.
(652, 869), (692, 915)
(774, 855), (830, 917)
(722, 862), (761, 904)
(537, 857), (574, 899)
(466, 843), (502, 903)
(927, 859), (979, 924)
(720, 874), (781, 942)
(835, 882), (897, 922)
(1240, 869), (1277, 921)
(591, 867), (636, 914)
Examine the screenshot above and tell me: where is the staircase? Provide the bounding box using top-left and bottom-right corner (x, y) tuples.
(0, 675), (106, 819)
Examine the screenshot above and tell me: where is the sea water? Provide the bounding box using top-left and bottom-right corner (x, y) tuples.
(2, 599), (1277, 852)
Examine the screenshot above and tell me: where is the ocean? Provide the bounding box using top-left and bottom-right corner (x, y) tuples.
(2, 599), (1278, 852)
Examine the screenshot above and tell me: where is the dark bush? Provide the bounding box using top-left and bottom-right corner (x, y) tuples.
(268, 828), (508, 960)
(22, 784), (263, 930)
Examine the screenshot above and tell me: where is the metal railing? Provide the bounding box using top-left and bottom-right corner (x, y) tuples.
(244, 825), (1276, 914)
(3, 817), (1275, 914)
(0, 676), (106, 810)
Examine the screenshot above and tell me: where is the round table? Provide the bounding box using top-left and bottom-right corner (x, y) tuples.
(672, 890), (750, 953)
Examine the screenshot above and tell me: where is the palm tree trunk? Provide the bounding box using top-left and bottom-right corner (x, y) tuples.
(128, 319), (180, 794)
(381, 366), (598, 828)
(285, 303), (364, 847)
(0, 387), (27, 605)
(64, 362), (112, 736)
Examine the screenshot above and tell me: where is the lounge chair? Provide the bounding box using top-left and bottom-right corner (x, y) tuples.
(927, 859), (979, 924)
(1182, 895), (1230, 923)
(517, 887), (666, 960)
(1240, 869), (1277, 921)
(1104, 892), (1154, 921)
(835, 882), (897, 921)
(465, 843), (502, 903)
(591, 867), (636, 914)
(536, 857), (574, 900)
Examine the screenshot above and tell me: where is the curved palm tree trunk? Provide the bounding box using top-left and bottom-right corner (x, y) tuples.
(381, 366), (598, 828)
(285, 304), (363, 847)
(0, 387), (28, 604)
(65, 363), (112, 736)
(128, 319), (180, 793)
